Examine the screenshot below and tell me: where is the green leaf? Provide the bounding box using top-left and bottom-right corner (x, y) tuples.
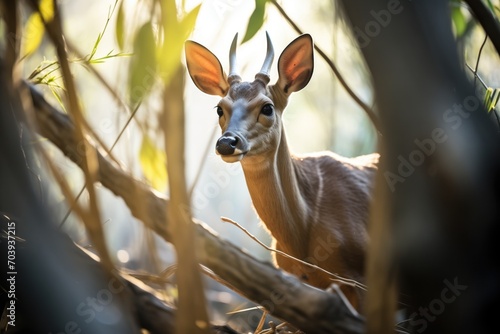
(482, 87), (500, 112)
(451, 6), (467, 37)
(180, 4), (201, 39)
(115, 0), (125, 50)
(22, 0), (55, 57)
(49, 86), (67, 113)
(486, 0), (495, 12)
(242, 0), (267, 43)
(89, 0), (120, 62)
(139, 135), (168, 191)
(491, 89), (500, 112)
(128, 21), (157, 106)
(484, 87), (493, 105)
(39, 0), (54, 22)
(158, 4), (201, 82)
(485, 88), (500, 112)
(23, 13), (45, 57)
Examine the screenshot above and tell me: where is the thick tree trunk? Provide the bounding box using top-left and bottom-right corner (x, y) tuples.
(339, 0), (500, 333)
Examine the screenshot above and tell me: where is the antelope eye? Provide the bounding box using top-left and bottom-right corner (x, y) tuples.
(216, 106), (223, 117)
(261, 104), (274, 116)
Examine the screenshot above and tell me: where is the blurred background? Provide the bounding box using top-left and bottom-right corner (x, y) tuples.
(19, 0), (500, 329)
(30, 0), (376, 260)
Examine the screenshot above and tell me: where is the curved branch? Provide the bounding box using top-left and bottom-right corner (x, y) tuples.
(270, 0), (381, 134)
(464, 0), (500, 57)
(27, 82), (365, 333)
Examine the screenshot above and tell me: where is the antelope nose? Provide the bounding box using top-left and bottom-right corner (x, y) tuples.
(216, 135), (239, 155)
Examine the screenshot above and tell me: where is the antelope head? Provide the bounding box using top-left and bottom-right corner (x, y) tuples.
(185, 33), (314, 164)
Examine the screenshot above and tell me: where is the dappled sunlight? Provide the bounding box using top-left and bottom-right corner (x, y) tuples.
(2, 0), (500, 332)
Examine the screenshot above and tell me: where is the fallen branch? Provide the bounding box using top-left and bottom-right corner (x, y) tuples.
(26, 82), (364, 334)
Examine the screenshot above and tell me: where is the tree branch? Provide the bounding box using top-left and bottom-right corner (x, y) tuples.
(464, 0), (500, 57)
(28, 0), (114, 270)
(270, 0), (381, 134)
(26, 82), (365, 333)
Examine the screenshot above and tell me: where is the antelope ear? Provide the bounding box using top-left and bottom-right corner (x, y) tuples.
(185, 41), (229, 97)
(276, 34), (314, 94)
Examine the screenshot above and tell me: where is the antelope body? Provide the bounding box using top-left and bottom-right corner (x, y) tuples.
(185, 33), (378, 308)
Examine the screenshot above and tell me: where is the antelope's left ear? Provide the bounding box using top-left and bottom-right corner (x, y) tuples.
(276, 34), (314, 95)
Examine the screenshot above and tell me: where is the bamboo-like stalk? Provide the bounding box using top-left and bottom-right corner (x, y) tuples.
(27, 0), (114, 270)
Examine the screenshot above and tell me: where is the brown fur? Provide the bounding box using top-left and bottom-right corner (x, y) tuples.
(241, 125), (378, 309)
(185, 34), (379, 310)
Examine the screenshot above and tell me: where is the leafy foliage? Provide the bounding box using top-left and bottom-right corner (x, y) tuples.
(128, 21), (157, 106)
(451, 0), (500, 118)
(119, 0), (200, 192)
(115, 0), (125, 51)
(27, 0), (129, 89)
(242, 0), (268, 43)
(451, 5), (467, 37)
(139, 134), (168, 191)
(88, 0), (121, 63)
(483, 87), (500, 112)
(158, 3), (201, 82)
(22, 0), (54, 57)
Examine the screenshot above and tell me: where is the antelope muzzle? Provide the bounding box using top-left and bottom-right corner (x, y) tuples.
(215, 132), (248, 162)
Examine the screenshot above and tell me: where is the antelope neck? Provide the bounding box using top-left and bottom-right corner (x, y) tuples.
(240, 129), (310, 257)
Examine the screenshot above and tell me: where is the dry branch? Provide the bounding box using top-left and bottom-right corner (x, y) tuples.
(28, 0), (114, 270)
(26, 82), (365, 333)
(162, 64), (210, 333)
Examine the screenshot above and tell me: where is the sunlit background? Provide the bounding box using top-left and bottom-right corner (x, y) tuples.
(22, 0), (500, 328)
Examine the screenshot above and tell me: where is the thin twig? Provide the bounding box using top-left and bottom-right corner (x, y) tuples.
(29, 0), (114, 270)
(59, 186), (85, 227)
(27, 56), (122, 168)
(466, 62), (500, 128)
(329, 284), (359, 317)
(88, 0), (120, 62)
(28, 60), (59, 80)
(270, 0), (381, 134)
(465, 62), (488, 88)
(220, 216), (367, 291)
(464, 0), (500, 56)
(65, 39), (132, 122)
(59, 100), (143, 227)
(474, 33), (488, 87)
(54, 1), (143, 228)
(226, 306), (265, 315)
(255, 311), (268, 333)
(30, 85), (366, 332)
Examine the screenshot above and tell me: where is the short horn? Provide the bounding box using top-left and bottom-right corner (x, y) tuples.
(259, 31), (274, 75)
(228, 33), (241, 84)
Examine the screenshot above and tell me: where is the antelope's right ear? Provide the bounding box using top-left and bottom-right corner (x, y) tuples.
(185, 41), (229, 97)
